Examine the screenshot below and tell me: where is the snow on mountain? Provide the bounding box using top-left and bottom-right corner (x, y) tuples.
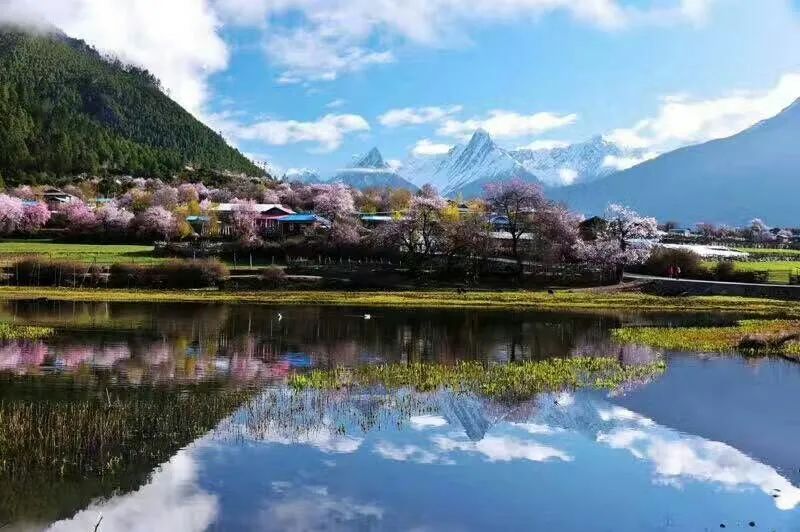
(509, 136), (652, 187)
(331, 148), (418, 191)
(404, 130), (540, 198)
(283, 168), (323, 184)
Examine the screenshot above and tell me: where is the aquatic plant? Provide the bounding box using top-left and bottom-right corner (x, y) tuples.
(612, 319), (800, 356)
(288, 357), (666, 400)
(1, 286), (800, 316)
(0, 322), (54, 341)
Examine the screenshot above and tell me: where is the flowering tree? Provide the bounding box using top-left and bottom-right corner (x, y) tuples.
(532, 202), (581, 264)
(231, 200), (261, 247)
(97, 202), (134, 234)
(440, 205), (494, 282)
(152, 186), (179, 209)
(61, 200), (98, 234)
(483, 178), (545, 272)
(20, 201), (51, 233)
(378, 194), (446, 268)
(314, 183), (355, 220)
(0, 194), (23, 234)
(329, 218), (361, 247)
(574, 203), (657, 277)
(177, 183), (200, 204)
(9, 185), (35, 200)
(136, 206), (176, 241)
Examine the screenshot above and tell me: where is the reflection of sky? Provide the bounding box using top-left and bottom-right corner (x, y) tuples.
(51, 388), (800, 531)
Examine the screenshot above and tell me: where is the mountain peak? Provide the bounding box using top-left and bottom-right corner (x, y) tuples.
(354, 147), (389, 169)
(465, 129), (495, 151)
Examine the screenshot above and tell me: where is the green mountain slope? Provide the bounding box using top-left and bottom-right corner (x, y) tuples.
(0, 28), (263, 184)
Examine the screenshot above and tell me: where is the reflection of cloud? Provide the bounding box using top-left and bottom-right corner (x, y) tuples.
(512, 423), (564, 436)
(258, 483), (383, 531)
(433, 434), (571, 463)
(409, 415), (448, 430)
(596, 406), (800, 511)
(48, 447), (218, 531)
(374, 441), (451, 465)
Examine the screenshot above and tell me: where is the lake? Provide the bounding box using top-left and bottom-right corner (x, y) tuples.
(1, 300), (799, 531)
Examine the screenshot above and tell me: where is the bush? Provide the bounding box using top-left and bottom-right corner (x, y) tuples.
(12, 257), (103, 287)
(109, 259), (229, 288)
(713, 262), (769, 283)
(643, 248), (710, 279)
(260, 266), (286, 288)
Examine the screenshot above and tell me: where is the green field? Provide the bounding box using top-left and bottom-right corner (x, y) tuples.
(735, 247), (800, 258)
(0, 240), (161, 265)
(703, 260), (800, 284)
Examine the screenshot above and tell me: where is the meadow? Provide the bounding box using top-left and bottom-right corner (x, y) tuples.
(703, 259), (800, 284)
(0, 239), (161, 265)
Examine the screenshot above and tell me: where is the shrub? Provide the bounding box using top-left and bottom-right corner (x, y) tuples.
(643, 248), (709, 278)
(12, 258), (103, 287)
(109, 259), (229, 288)
(260, 266), (287, 288)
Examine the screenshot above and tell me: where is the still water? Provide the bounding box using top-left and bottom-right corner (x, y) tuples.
(1, 300), (799, 531)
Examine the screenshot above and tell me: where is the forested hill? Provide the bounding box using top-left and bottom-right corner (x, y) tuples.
(0, 28), (263, 185)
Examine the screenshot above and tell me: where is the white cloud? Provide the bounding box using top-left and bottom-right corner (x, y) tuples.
(386, 159), (403, 171)
(596, 405), (800, 511)
(602, 153), (658, 171)
(409, 415), (449, 430)
(433, 434), (572, 463)
(49, 447), (218, 532)
(557, 168), (579, 185)
(374, 441), (450, 464)
(224, 113), (370, 152)
(379, 105), (463, 127)
(516, 139), (570, 151)
(1, 0), (229, 116)
(438, 110), (578, 139)
(604, 72), (800, 151)
(213, 0), (713, 83)
(412, 139), (454, 156)
(265, 28), (394, 84)
(325, 98), (347, 109)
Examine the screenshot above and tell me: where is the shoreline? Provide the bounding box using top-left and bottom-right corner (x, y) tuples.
(0, 285), (799, 315)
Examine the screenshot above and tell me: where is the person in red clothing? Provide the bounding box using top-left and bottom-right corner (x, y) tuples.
(667, 265), (675, 278)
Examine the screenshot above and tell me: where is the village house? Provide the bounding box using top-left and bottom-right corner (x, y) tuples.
(42, 187), (79, 211)
(275, 213), (331, 236)
(212, 203), (295, 237)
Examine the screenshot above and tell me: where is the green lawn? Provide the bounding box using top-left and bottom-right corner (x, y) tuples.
(735, 247), (800, 258)
(703, 260), (800, 284)
(0, 239), (161, 265)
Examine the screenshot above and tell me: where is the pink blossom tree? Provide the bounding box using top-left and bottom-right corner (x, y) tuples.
(152, 186), (179, 209)
(532, 202), (581, 264)
(61, 199), (98, 234)
(9, 185), (35, 200)
(231, 200), (261, 247)
(97, 202), (134, 235)
(136, 206), (176, 241)
(20, 201), (51, 233)
(177, 183), (200, 204)
(314, 183), (355, 220)
(0, 194), (23, 234)
(483, 178), (545, 272)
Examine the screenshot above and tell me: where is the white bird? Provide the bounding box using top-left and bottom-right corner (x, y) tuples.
(277, 312), (283, 321)
(363, 314), (371, 320)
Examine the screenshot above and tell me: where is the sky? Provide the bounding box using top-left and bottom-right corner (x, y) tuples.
(2, 0), (800, 179)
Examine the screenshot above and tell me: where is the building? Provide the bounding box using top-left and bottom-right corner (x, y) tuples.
(276, 213), (331, 236)
(42, 187), (79, 211)
(212, 203), (295, 236)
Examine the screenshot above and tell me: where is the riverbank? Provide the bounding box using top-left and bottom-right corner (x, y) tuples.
(1, 285), (800, 315)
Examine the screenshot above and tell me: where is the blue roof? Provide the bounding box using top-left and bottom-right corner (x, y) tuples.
(278, 214), (330, 224)
(186, 215), (209, 222)
(360, 215), (393, 222)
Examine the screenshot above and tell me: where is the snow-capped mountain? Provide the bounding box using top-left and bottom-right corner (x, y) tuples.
(404, 130), (540, 198)
(509, 136), (651, 187)
(283, 168), (322, 184)
(331, 148), (418, 190)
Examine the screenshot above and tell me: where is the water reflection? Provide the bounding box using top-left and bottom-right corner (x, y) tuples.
(43, 387), (800, 531)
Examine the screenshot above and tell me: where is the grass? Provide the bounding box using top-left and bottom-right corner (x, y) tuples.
(0, 322), (54, 340)
(289, 358), (667, 401)
(1, 285), (800, 315)
(702, 260), (800, 284)
(612, 319), (800, 357)
(735, 247), (800, 258)
(0, 239), (161, 265)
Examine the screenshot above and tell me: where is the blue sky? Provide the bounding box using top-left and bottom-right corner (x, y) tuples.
(4, 0), (800, 177)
